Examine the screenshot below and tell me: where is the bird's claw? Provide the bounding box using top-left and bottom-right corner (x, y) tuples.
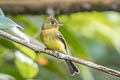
(53, 50), (59, 58)
(44, 48), (49, 50)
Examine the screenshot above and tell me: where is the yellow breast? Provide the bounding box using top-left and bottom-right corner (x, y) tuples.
(41, 29), (67, 54)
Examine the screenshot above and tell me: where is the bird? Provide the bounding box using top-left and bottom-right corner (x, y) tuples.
(40, 16), (80, 75)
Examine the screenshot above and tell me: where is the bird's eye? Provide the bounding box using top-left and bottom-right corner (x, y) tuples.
(50, 21), (54, 25)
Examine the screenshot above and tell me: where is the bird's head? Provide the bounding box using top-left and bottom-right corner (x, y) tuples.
(42, 16), (63, 30)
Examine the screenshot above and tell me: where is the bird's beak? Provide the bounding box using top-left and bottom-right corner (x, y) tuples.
(56, 24), (63, 27)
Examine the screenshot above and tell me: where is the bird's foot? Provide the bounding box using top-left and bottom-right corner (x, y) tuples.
(53, 50), (59, 58)
(44, 48), (49, 50)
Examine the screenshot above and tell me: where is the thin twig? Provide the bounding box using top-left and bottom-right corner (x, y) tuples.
(0, 30), (120, 77)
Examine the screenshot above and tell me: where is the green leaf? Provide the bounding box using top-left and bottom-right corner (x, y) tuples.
(0, 16), (22, 30)
(0, 38), (14, 49)
(15, 51), (38, 78)
(0, 64), (25, 80)
(0, 73), (15, 80)
(13, 42), (36, 60)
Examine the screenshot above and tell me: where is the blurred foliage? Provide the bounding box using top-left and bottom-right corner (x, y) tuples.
(0, 11), (120, 80)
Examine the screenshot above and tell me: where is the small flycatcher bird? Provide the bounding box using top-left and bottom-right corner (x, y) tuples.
(40, 16), (79, 75)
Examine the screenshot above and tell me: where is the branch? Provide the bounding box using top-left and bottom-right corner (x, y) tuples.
(0, 0), (120, 15)
(0, 30), (120, 77)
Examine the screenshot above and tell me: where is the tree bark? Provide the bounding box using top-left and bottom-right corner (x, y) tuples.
(0, 0), (120, 15)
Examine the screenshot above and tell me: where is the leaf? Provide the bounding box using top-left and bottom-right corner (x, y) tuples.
(0, 8), (5, 16)
(0, 38), (15, 49)
(0, 64), (25, 80)
(16, 15), (38, 36)
(15, 51), (38, 78)
(13, 42), (36, 60)
(0, 73), (15, 80)
(0, 16), (23, 30)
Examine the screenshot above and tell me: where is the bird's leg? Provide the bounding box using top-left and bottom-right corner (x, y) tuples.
(44, 48), (59, 58)
(53, 50), (59, 58)
(44, 48), (50, 50)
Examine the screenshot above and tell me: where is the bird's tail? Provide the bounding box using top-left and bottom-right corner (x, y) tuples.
(65, 59), (80, 75)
